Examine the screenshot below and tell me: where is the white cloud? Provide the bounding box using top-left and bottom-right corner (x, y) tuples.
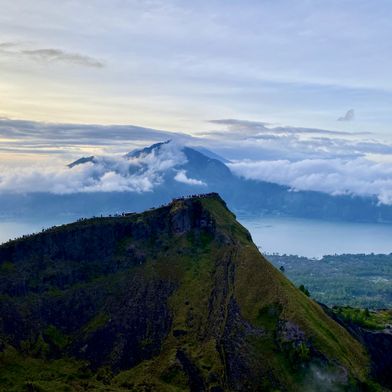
(209, 118), (364, 137)
(0, 141), (188, 194)
(229, 157), (392, 204)
(3, 116), (392, 206)
(174, 170), (206, 186)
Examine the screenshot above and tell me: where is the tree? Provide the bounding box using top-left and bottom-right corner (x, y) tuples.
(299, 284), (310, 297)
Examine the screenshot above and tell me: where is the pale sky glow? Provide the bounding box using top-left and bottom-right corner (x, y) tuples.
(1, 0), (392, 134)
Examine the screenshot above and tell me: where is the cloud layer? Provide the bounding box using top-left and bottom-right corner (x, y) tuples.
(0, 42), (104, 68)
(208, 118), (392, 204)
(0, 117), (192, 160)
(229, 158), (392, 204)
(22, 48), (104, 68)
(1, 118), (392, 205)
(0, 142), (188, 194)
(209, 119), (363, 136)
(174, 170), (206, 186)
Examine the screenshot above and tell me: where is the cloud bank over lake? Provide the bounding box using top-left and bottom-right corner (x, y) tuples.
(1, 118), (392, 205)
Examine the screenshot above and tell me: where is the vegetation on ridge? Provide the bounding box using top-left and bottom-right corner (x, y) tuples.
(268, 253), (392, 308)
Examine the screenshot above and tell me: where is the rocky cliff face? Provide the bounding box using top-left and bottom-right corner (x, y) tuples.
(323, 305), (392, 390)
(361, 329), (392, 389)
(0, 193), (380, 391)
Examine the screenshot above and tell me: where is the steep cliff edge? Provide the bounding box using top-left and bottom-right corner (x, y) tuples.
(0, 193), (377, 391)
(322, 305), (392, 390)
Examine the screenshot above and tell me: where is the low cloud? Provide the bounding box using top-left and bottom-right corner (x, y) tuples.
(22, 48), (104, 68)
(229, 157), (392, 205)
(0, 118), (192, 155)
(0, 117), (377, 163)
(0, 42), (104, 68)
(209, 119), (270, 136)
(3, 117), (392, 205)
(0, 141), (188, 194)
(174, 170), (206, 186)
(209, 118), (366, 139)
(0, 42), (18, 49)
(337, 109), (355, 122)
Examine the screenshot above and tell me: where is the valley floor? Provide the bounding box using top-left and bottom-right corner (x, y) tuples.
(267, 253), (392, 308)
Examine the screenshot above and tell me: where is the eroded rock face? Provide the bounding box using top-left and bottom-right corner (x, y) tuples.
(70, 277), (176, 371)
(278, 320), (306, 343)
(221, 299), (265, 392)
(321, 304), (392, 390)
(361, 329), (392, 389)
(170, 199), (215, 235)
(342, 326), (392, 389)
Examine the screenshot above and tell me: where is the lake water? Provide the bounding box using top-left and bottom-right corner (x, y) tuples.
(238, 216), (392, 258)
(0, 218), (76, 245)
(1, 216), (392, 258)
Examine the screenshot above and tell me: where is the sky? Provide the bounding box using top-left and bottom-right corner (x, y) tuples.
(1, 0), (392, 202)
(2, 0), (392, 133)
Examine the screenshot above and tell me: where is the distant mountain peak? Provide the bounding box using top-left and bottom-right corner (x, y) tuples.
(67, 155), (95, 168)
(190, 146), (230, 163)
(64, 141), (232, 194)
(124, 139), (172, 159)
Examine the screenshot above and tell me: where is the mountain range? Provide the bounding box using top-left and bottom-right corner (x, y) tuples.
(0, 193), (390, 391)
(2, 140), (392, 223)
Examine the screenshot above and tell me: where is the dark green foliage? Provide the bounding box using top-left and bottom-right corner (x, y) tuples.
(299, 284), (310, 297)
(256, 303), (282, 331)
(268, 253), (392, 308)
(332, 306), (392, 330)
(280, 341), (311, 367)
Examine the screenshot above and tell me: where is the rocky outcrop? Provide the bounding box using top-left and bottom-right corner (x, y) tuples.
(360, 328), (392, 389)
(321, 304), (392, 390)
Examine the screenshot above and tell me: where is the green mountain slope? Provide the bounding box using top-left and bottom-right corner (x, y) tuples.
(0, 194), (376, 391)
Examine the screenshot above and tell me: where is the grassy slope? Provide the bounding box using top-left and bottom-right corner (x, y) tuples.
(203, 197), (369, 382)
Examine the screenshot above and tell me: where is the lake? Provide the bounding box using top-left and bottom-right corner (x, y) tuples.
(238, 216), (392, 258)
(0, 218), (76, 245)
(1, 215), (392, 258)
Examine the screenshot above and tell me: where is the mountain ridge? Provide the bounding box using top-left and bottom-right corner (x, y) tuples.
(0, 193), (381, 391)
